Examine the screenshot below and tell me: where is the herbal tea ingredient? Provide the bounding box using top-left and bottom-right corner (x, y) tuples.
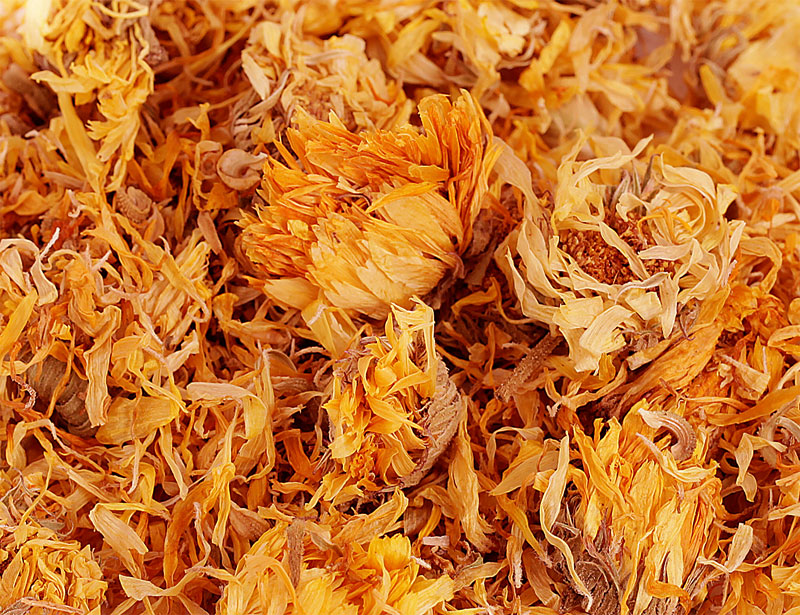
(1, 1), (800, 614)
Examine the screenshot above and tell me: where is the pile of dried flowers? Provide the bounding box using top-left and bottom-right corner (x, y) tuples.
(2, 0), (800, 613)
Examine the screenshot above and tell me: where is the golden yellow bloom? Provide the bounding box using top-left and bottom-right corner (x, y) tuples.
(217, 521), (454, 615)
(18, 0), (158, 191)
(241, 91), (500, 319)
(316, 300), (463, 504)
(499, 136), (743, 373)
(493, 401), (726, 615)
(5, 1), (800, 614)
(237, 18), (411, 149)
(0, 518), (106, 613)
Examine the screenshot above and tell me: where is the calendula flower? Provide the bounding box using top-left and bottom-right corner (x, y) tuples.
(315, 300), (463, 504)
(498, 135), (744, 373)
(241, 91), (500, 319)
(216, 522), (454, 615)
(7, 1), (800, 614)
(345, 2), (674, 137)
(492, 402), (730, 615)
(236, 17), (411, 150)
(19, 0), (159, 191)
(695, 2), (800, 153)
(0, 519), (107, 613)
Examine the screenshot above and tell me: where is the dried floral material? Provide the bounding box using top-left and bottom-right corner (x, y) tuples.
(237, 21), (411, 150)
(3, 1), (800, 614)
(286, 519), (306, 588)
(20, 0), (158, 191)
(216, 149), (266, 192)
(241, 92), (500, 319)
(447, 418), (493, 552)
(112, 186), (154, 230)
(26, 356), (93, 437)
(718, 6), (800, 152)
(637, 409), (697, 462)
(499, 136), (744, 373)
(1, 63), (55, 120)
(0, 521), (106, 613)
(401, 359), (464, 489)
(331, 490), (408, 547)
(317, 300), (461, 502)
(497, 332), (559, 402)
(217, 523), (454, 615)
(493, 404), (732, 613)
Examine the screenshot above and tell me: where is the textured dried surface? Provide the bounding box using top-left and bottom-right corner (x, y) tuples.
(1, 1), (800, 614)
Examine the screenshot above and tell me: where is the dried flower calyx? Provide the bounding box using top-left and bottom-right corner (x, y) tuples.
(27, 356), (94, 437)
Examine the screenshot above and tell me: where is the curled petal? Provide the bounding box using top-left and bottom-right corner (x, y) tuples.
(638, 408), (697, 462)
(217, 148), (265, 191)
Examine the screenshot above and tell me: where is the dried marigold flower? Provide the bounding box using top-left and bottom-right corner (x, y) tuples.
(0, 519), (107, 612)
(237, 22), (410, 150)
(498, 135), (744, 373)
(241, 91), (500, 319)
(216, 522), (454, 615)
(4, 2), (800, 614)
(315, 300), (463, 503)
(20, 0), (158, 191)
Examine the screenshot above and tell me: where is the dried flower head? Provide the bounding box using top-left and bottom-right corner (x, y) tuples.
(241, 92), (499, 319)
(0, 519), (107, 613)
(20, 0), (158, 191)
(216, 521), (454, 615)
(499, 136), (744, 372)
(237, 20), (411, 150)
(316, 300), (463, 503)
(3, 1), (800, 614)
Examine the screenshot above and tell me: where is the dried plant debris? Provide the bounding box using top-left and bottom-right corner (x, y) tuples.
(26, 356), (94, 437)
(2, 1), (800, 614)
